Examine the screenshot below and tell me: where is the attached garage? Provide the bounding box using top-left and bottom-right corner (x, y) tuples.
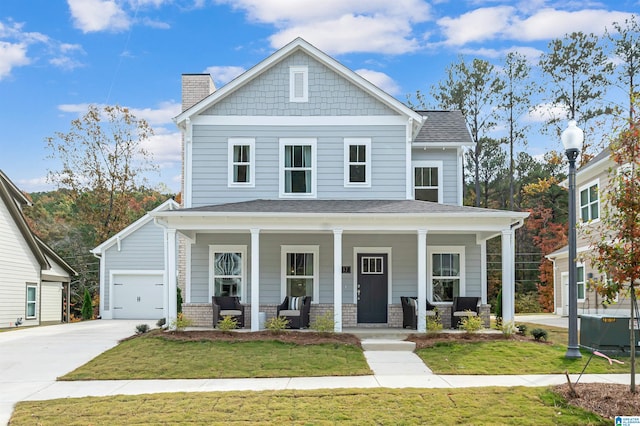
(40, 282), (62, 323)
(111, 273), (164, 319)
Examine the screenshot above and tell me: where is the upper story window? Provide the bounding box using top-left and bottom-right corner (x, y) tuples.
(228, 138), (255, 187)
(579, 180), (599, 222)
(413, 161), (443, 203)
(344, 138), (371, 187)
(280, 138), (316, 198)
(289, 66), (308, 102)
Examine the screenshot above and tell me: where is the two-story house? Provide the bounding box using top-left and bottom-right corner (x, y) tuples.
(0, 170), (77, 328)
(547, 148), (629, 316)
(151, 38), (528, 332)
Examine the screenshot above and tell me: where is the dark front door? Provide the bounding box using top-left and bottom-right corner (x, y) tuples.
(357, 253), (388, 323)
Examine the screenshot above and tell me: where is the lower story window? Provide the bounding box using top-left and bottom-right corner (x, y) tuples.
(282, 245), (318, 301)
(26, 284), (37, 319)
(428, 247), (465, 303)
(577, 265), (585, 301)
(210, 246), (246, 299)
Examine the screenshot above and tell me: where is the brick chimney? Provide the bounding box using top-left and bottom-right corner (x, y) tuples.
(181, 74), (215, 112)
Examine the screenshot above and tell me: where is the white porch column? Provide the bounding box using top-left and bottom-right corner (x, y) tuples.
(417, 229), (428, 332)
(333, 229), (343, 332)
(250, 229), (260, 331)
(166, 228), (177, 329)
(501, 229), (515, 323)
(480, 238), (487, 304)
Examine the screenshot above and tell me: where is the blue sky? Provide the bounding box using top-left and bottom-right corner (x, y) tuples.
(0, 1), (637, 193)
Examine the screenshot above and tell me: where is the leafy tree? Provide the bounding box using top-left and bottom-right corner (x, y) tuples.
(465, 137), (506, 208)
(588, 109), (640, 392)
(45, 104), (158, 243)
(539, 32), (614, 154)
(430, 57), (505, 206)
(606, 16), (640, 121)
(499, 52), (535, 210)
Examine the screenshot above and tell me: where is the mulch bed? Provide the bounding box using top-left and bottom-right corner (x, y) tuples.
(150, 329), (361, 346)
(555, 383), (640, 420)
(407, 331), (537, 349)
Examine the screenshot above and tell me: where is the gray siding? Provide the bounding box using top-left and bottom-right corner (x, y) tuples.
(191, 125), (406, 206)
(188, 232), (482, 305)
(204, 51), (397, 117)
(412, 148), (459, 205)
(103, 221), (165, 310)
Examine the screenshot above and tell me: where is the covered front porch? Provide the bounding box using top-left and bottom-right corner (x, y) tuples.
(152, 200), (527, 332)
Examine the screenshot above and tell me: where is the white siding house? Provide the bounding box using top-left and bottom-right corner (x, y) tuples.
(0, 170), (76, 328)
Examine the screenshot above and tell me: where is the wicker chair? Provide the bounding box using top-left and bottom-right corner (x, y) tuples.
(212, 296), (245, 328)
(400, 296), (437, 329)
(277, 296), (311, 329)
(450, 296), (480, 329)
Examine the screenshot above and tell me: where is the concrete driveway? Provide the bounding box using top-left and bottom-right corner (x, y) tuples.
(0, 319), (154, 425)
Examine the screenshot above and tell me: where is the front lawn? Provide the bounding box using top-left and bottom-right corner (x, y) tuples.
(10, 387), (606, 425)
(61, 333), (370, 380)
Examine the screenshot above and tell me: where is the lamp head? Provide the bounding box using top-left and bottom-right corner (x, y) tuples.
(561, 120), (584, 152)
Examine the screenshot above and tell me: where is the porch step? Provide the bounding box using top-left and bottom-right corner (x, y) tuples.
(361, 339), (416, 352)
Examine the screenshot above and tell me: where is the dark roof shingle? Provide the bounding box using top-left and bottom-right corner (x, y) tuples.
(413, 110), (473, 145)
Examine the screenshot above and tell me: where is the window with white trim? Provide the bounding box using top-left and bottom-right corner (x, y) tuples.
(577, 264), (585, 301)
(281, 245), (319, 301)
(413, 161), (443, 203)
(228, 138), (255, 187)
(344, 138), (371, 187)
(26, 283), (37, 319)
(428, 247), (465, 303)
(289, 66), (308, 102)
(209, 246), (247, 300)
(279, 139), (316, 197)
(579, 181), (599, 222)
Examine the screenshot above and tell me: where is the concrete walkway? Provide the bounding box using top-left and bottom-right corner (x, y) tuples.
(0, 319), (636, 425)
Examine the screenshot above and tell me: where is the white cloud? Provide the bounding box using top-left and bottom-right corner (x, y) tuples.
(142, 129), (181, 164)
(509, 8), (632, 41)
(355, 69), (401, 96)
(58, 101), (180, 126)
(215, 0), (432, 55)
(526, 102), (570, 123)
(438, 6), (515, 46)
(204, 66), (246, 86)
(0, 41), (30, 79)
(17, 175), (51, 192)
(67, 0), (130, 33)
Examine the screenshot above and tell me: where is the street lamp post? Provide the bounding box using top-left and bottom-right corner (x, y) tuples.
(562, 120), (584, 359)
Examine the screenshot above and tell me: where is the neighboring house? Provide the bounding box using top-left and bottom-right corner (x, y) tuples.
(152, 37), (528, 332)
(91, 199), (179, 320)
(547, 148), (630, 316)
(0, 170), (76, 328)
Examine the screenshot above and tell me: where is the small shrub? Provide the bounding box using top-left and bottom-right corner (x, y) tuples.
(265, 316), (289, 334)
(494, 288), (503, 328)
(177, 287), (183, 314)
(515, 292), (543, 313)
(459, 312), (483, 333)
(216, 315), (238, 332)
(81, 289), (93, 320)
(516, 324), (528, 335)
(501, 320), (517, 337)
(156, 318), (166, 328)
(426, 311), (443, 334)
(311, 312), (335, 334)
(530, 328), (548, 341)
(170, 312), (193, 332)
(135, 324), (150, 335)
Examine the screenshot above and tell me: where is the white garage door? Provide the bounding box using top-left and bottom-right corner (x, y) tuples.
(112, 274), (164, 319)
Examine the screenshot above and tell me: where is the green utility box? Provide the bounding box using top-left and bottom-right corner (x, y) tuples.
(580, 314), (640, 354)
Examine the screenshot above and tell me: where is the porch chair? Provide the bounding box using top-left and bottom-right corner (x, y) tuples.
(277, 296), (311, 329)
(400, 296), (437, 329)
(450, 296), (480, 329)
(212, 296), (245, 328)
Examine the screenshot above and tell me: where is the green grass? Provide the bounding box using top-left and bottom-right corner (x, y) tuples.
(417, 321), (634, 374)
(10, 387), (606, 425)
(417, 340), (630, 374)
(60, 335), (370, 380)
